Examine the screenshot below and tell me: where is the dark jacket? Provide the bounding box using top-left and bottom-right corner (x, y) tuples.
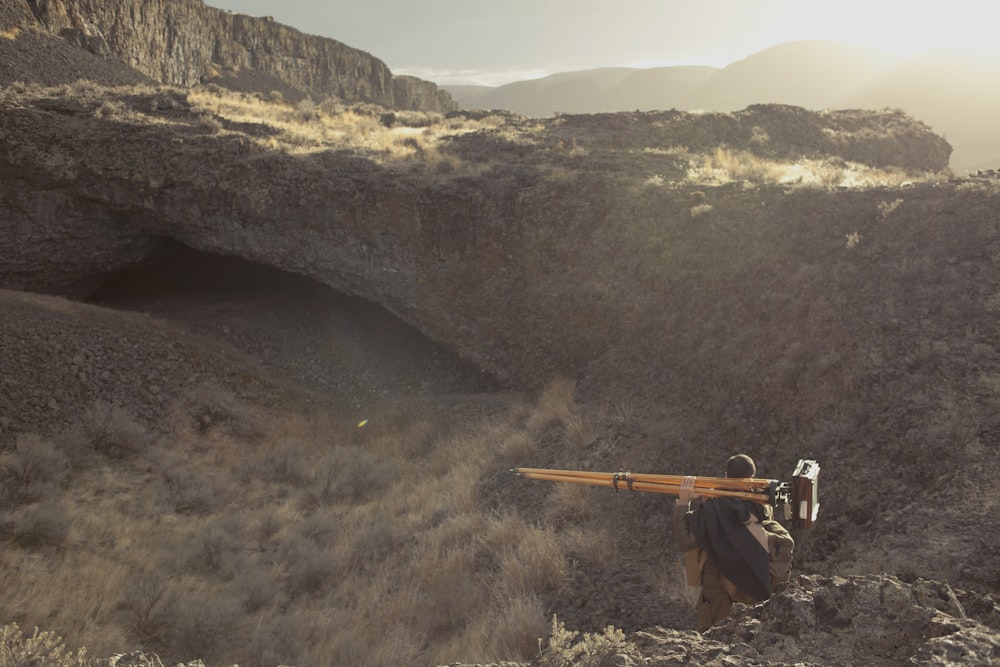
(674, 496), (771, 601)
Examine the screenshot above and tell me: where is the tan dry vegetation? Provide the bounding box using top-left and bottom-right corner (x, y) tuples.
(0, 376), (613, 666)
(682, 146), (923, 189)
(2, 81), (953, 193)
(185, 85), (503, 166)
(527, 377), (578, 433)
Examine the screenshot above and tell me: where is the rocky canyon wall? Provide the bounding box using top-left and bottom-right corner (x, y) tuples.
(3, 0), (456, 110)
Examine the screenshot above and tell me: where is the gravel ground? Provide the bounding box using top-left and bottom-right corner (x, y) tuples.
(0, 257), (497, 448)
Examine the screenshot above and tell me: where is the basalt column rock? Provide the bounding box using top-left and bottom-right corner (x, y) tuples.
(8, 0), (457, 111)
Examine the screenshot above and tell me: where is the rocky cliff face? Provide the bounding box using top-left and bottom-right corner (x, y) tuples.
(2, 0), (456, 110)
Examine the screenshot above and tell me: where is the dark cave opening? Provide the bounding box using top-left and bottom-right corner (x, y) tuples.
(86, 240), (499, 401)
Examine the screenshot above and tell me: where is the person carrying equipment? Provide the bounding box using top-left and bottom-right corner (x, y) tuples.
(673, 454), (795, 631)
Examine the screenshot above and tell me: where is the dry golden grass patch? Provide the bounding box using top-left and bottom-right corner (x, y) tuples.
(486, 594), (550, 660)
(561, 524), (616, 568)
(545, 482), (594, 522)
(499, 524), (571, 597)
(681, 147), (936, 189)
(183, 85), (505, 166)
(564, 412), (597, 447)
(499, 429), (535, 463)
(876, 197), (905, 221)
(527, 377), (577, 432)
(690, 202), (713, 217)
(0, 384), (617, 665)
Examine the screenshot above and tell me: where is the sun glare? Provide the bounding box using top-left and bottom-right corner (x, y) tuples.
(797, 1), (1000, 59)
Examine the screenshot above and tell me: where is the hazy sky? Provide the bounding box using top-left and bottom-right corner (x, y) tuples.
(206, 1), (1000, 86)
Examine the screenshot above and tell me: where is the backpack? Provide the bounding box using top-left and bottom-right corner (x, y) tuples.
(761, 518), (795, 593)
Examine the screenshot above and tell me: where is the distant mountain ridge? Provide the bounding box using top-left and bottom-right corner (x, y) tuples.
(446, 40), (1000, 172)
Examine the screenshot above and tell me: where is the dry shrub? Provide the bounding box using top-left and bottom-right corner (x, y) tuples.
(536, 615), (633, 667)
(411, 548), (485, 642)
(690, 203), (713, 217)
(499, 429), (535, 464)
(264, 438), (312, 485)
(156, 451), (224, 514)
(280, 534), (339, 597)
(197, 113), (222, 133)
(489, 594), (548, 661)
(247, 496), (303, 543)
(528, 377), (577, 432)
(474, 513), (526, 571)
(607, 398), (637, 425)
(295, 97), (318, 122)
(356, 630), (425, 667)
(235, 565), (281, 614)
(394, 110), (443, 127)
(311, 444), (398, 504)
(182, 515), (244, 576)
(425, 512), (487, 553)
(94, 99), (125, 119)
(294, 508), (339, 546)
(66, 509), (120, 551)
(876, 197), (904, 221)
(561, 525), (616, 568)
(545, 483), (593, 523)
(163, 582), (246, 664)
(302, 619), (423, 667)
(76, 400), (150, 459)
(30, 552), (130, 655)
(13, 501), (71, 548)
(498, 524), (569, 596)
(125, 573), (250, 663)
(709, 147), (782, 183)
(186, 383), (260, 438)
(564, 412), (596, 448)
(0, 623), (89, 667)
(0, 433), (68, 502)
(245, 608), (332, 667)
(122, 565), (172, 645)
(345, 511), (403, 573)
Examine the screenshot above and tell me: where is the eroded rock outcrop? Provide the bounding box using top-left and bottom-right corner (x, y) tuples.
(0, 0), (456, 110)
(629, 574), (1000, 666)
(443, 574), (1000, 666)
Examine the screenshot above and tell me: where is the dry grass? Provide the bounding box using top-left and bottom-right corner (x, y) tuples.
(682, 147), (933, 189)
(498, 429), (536, 464)
(690, 203), (713, 217)
(5, 81), (951, 192)
(545, 483), (594, 522)
(184, 85), (503, 166)
(564, 412), (596, 448)
(0, 384), (612, 666)
(876, 198), (905, 221)
(561, 525), (616, 568)
(527, 377), (577, 432)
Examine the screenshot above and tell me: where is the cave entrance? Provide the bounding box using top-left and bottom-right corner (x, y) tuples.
(87, 240), (498, 401)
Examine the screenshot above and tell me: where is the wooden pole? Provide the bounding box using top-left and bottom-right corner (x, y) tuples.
(513, 468), (774, 503)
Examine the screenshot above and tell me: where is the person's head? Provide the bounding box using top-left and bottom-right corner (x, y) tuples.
(725, 454), (756, 479)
